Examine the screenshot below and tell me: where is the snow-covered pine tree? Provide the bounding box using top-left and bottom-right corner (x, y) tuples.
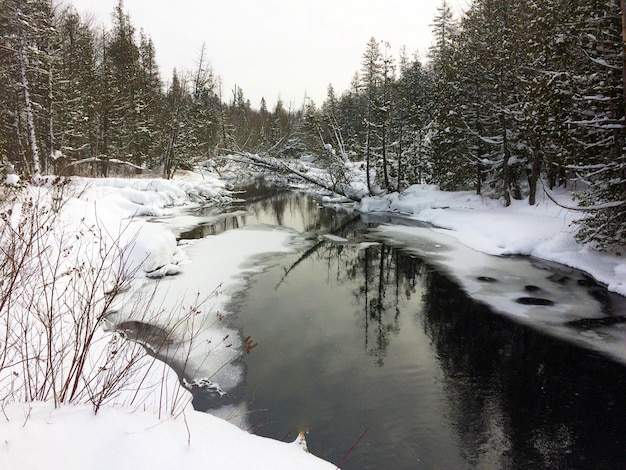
(0, 0), (54, 177)
(53, 7), (99, 172)
(392, 50), (432, 190)
(102, 0), (142, 169)
(335, 73), (366, 160)
(360, 37), (385, 195)
(426, 0), (469, 191)
(161, 69), (187, 179)
(134, 31), (163, 168)
(567, 0), (625, 249)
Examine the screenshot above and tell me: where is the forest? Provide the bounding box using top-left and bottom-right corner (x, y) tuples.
(0, 0), (624, 248)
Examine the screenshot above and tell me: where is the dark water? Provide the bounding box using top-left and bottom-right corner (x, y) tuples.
(197, 185), (626, 469)
(179, 179), (350, 239)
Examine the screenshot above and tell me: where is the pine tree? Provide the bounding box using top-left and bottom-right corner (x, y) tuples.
(335, 74), (366, 159)
(393, 51), (432, 189)
(161, 68), (186, 179)
(103, 0), (142, 167)
(360, 37), (384, 194)
(428, 0), (456, 74)
(452, 0), (529, 203)
(0, 0), (54, 176)
(135, 30), (163, 166)
(426, 0), (468, 191)
(568, 0), (625, 248)
(53, 7), (98, 171)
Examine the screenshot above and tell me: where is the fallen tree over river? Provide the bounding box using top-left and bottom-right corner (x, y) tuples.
(219, 152), (366, 202)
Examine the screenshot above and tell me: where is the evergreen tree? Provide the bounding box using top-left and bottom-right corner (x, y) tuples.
(393, 51), (432, 189)
(102, 0), (142, 167)
(428, 0), (456, 73)
(0, 0), (54, 176)
(135, 30), (162, 166)
(360, 37), (384, 194)
(335, 73), (367, 159)
(321, 84), (350, 162)
(426, 0), (467, 190)
(53, 7), (98, 170)
(161, 68), (186, 179)
(567, 0), (625, 248)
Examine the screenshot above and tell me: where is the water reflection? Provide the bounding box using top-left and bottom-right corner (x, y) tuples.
(178, 209), (246, 239)
(234, 240), (457, 469)
(228, 192), (626, 469)
(354, 245), (425, 366)
(180, 181), (354, 239)
(423, 271), (626, 469)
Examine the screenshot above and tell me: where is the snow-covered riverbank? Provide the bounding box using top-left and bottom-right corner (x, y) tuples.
(1, 401), (330, 470)
(2, 167), (624, 469)
(357, 184), (625, 297)
(0, 171), (338, 469)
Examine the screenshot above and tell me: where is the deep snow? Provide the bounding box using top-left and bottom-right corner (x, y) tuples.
(0, 170), (337, 469)
(1, 165), (624, 469)
(357, 184), (625, 297)
(1, 401), (327, 470)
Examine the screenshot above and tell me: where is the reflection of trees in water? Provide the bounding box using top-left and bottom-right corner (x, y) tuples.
(179, 214), (244, 239)
(278, 239), (426, 366)
(358, 245), (425, 366)
(248, 189), (290, 226)
(421, 270), (626, 469)
(314, 242), (426, 366)
(245, 190), (348, 234)
(186, 190), (354, 239)
(236, 179), (282, 201)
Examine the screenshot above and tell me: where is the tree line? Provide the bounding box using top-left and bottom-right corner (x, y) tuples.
(0, 0), (296, 179)
(302, 0), (625, 249)
(1, 0), (624, 248)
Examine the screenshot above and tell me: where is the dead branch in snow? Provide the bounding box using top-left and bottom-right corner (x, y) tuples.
(541, 180), (625, 211)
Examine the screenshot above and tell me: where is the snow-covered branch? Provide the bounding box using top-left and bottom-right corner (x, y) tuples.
(220, 152), (363, 201)
(64, 156), (144, 171)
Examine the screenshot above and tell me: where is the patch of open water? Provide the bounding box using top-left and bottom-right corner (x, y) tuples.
(160, 182), (626, 469)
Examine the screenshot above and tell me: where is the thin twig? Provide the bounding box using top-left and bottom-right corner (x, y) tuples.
(336, 426), (369, 469)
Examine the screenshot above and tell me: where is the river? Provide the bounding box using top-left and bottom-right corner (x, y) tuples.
(180, 183), (626, 469)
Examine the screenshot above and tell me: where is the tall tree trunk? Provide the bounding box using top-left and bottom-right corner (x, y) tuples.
(13, 105), (27, 169)
(18, 40), (41, 176)
(620, 0), (626, 196)
(501, 112), (511, 207)
(621, 0), (626, 121)
(48, 57), (55, 174)
(528, 150), (542, 205)
(396, 124), (403, 192)
(502, 148), (511, 207)
(163, 125), (178, 179)
(365, 124), (373, 195)
(381, 121), (389, 190)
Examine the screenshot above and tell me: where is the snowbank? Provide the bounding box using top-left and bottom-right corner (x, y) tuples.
(0, 173), (337, 469)
(357, 184), (625, 297)
(1, 402), (332, 470)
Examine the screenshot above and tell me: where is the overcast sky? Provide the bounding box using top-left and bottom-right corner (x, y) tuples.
(66, 0), (467, 108)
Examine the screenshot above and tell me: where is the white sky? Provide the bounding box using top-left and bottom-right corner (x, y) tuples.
(65, 0), (467, 109)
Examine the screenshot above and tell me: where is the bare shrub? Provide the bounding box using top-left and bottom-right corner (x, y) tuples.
(0, 180), (185, 413)
(0, 178), (244, 422)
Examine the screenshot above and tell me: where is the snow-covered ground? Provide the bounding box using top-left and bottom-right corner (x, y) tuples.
(1, 164), (624, 469)
(1, 401), (328, 469)
(0, 170), (337, 469)
(355, 184), (626, 365)
(357, 184), (625, 297)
